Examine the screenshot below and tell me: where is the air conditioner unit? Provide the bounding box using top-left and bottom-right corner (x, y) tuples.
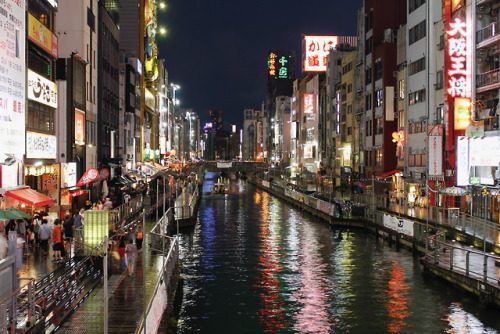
(384, 29), (394, 43)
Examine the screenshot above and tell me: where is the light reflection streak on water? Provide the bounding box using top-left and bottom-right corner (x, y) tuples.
(444, 302), (497, 334)
(292, 225), (332, 333)
(329, 233), (355, 329)
(199, 203), (216, 276)
(254, 191), (288, 332)
(385, 260), (411, 333)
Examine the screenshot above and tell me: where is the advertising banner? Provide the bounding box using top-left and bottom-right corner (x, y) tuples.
(383, 214), (414, 237)
(26, 131), (57, 159)
(0, 0), (26, 158)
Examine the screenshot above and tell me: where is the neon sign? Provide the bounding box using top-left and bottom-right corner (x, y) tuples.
(267, 51), (293, 79)
(446, 18), (469, 98)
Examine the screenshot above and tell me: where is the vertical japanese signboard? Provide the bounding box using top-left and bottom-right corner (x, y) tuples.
(0, 0), (25, 159)
(267, 51), (293, 79)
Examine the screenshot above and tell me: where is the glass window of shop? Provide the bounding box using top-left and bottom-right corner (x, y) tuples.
(28, 48), (52, 80)
(28, 0), (53, 29)
(27, 101), (55, 133)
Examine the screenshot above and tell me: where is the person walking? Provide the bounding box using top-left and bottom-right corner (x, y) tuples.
(135, 225), (144, 252)
(125, 239), (138, 276)
(38, 219), (51, 256)
(52, 220), (63, 262)
(63, 214), (75, 257)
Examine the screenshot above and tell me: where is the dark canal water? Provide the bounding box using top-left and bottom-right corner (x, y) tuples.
(176, 179), (500, 333)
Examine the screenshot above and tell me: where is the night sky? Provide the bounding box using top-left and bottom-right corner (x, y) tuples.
(158, 0), (363, 128)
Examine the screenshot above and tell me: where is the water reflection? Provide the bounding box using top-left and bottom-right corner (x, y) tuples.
(176, 182), (500, 334)
(385, 260), (411, 333)
(444, 302), (497, 334)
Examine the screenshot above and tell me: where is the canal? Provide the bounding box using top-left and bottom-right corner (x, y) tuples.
(176, 179), (500, 333)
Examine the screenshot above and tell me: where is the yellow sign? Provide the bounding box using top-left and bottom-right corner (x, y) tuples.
(454, 98), (471, 130)
(28, 14), (58, 58)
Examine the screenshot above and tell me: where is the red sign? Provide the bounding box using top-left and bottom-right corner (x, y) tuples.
(98, 168), (110, 181)
(304, 94), (315, 114)
(76, 168), (99, 187)
(446, 17), (469, 98)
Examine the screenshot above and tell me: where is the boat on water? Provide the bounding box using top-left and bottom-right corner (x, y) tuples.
(210, 183), (228, 194)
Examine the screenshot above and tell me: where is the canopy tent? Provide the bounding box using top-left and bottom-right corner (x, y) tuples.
(0, 207), (33, 221)
(376, 170), (402, 179)
(3, 188), (54, 207)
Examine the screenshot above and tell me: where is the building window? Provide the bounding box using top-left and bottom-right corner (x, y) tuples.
(366, 120), (373, 136)
(365, 68), (372, 84)
(27, 101), (55, 133)
(375, 62), (383, 81)
(375, 118), (383, 134)
(365, 93), (372, 110)
(436, 70), (443, 89)
(435, 106), (444, 124)
(86, 120), (97, 145)
(365, 37), (373, 55)
(365, 12), (373, 31)
(376, 150), (383, 166)
(398, 79), (405, 99)
(409, 89), (426, 105)
(398, 110), (405, 128)
(409, 0), (426, 13)
(409, 154), (427, 166)
(28, 0), (52, 28)
(376, 89), (384, 107)
(438, 34), (444, 50)
(409, 57), (426, 75)
(409, 20), (426, 45)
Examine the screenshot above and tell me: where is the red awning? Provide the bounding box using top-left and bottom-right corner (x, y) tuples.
(377, 170), (402, 179)
(3, 188), (54, 207)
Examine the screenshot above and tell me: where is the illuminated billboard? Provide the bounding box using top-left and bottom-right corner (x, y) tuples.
(303, 94), (315, 114)
(267, 51), (294, 79)
(302, 36), (338, 72)
(454, 98), (471, 130)
(0, 0), (26, 158)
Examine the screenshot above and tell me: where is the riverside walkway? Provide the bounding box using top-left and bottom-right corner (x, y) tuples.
(251, 177), (500, 305)
(1, 181), (200, 333)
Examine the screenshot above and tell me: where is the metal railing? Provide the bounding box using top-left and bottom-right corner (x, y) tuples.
(423, 236), (500, 284)
(477, 67), (500, 88)
(476, 21), (499, 44)
(174, 185), (199, 221)
(0, 278), (36, 334)
(135, 210), (180, 334)
(108, 195), (144, 226)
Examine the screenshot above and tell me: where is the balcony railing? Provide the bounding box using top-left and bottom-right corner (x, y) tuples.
(476, 67), (499, 88)
(476, 21), (499, 44)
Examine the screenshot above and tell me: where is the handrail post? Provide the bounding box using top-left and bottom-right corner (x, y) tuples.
(466, 251), (470, 276)
(450, 247), (454, 270)
(483, 252), (488, 282)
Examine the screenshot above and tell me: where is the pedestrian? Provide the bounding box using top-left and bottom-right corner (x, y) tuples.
(135, 225), (144, 252)
(5, 220), (16, 235)
(0, 233), (7, 260)
(125, 239), (138, 276)
(83, 200), (92, 211)
(384, 188), (390, 207)
(16, 219), (27, 238)
(74, 209), (84, 229)
(104, 197), (113, 210)
(123, 192), (131, 204)
(63, 214), (75, 256)
(96, 200), (104, 210)
(52, 219), (63, 262)
(38, 219), (52, 255)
